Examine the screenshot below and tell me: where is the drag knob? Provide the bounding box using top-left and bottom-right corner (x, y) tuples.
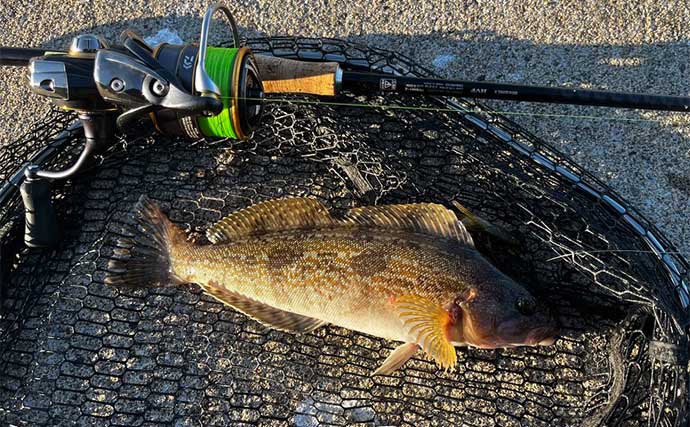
(69, 34), (108, 56)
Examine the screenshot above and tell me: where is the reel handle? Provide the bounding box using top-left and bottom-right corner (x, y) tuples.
(18, 112), (116, 248)
(20, 170), (59, 248)
(254, 55), (341, 97)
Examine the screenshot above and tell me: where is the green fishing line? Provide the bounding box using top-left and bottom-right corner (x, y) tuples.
(197, 47), (239, 138)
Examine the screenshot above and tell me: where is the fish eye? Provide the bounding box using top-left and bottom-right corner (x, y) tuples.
(516, 298), (536, 316)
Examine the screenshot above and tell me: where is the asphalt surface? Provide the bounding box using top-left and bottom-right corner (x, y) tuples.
(0, 0), (688, 257)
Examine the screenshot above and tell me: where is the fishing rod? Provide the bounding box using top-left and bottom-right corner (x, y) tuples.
(2, 3), (690, 248)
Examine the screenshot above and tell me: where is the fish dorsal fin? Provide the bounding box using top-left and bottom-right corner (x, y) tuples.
(394, 294), (457, 372)
(342, 203), (474, 247)
(201, 281), (327, 333)
(206, 197), (335, 244)
(451, 201), (517, 247)
(452, 200), (484, 230)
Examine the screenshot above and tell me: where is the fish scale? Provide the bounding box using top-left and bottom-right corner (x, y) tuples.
(171, 228), (469, 342)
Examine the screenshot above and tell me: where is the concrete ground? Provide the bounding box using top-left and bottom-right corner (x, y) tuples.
(1, 0), (688, 257)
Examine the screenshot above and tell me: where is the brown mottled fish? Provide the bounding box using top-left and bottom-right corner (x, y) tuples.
(106, 196), (557, 375)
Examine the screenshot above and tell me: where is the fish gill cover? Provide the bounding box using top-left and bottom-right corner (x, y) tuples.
(0, 37), (688, 426)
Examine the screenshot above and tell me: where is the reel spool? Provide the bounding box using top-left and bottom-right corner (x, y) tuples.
(151, 5), (264, 140)
(152, 46), (263, 140)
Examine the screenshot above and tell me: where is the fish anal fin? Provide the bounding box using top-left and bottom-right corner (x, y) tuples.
(394, 294), (458, 372)
(201, 281), (327, 333)
(206, 197), (334, 244)
(342, 203), (474, 247)
(372, 342), (419, 376)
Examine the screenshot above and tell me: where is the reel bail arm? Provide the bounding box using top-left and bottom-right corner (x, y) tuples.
(195, 3), (241, 98)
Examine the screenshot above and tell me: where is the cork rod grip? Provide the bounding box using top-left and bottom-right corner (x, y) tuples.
(253, 55), (339, 97)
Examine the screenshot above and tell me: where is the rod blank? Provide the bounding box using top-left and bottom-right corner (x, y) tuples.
(0, 47), (54, 66)
(341, 71), (690, 112)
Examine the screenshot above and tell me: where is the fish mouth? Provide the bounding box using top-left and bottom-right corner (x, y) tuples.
(525, 326), (558, 346)
(464, 314), (559, 348)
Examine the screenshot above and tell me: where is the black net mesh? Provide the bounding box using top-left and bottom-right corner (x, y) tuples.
(0, 37), (688, 427)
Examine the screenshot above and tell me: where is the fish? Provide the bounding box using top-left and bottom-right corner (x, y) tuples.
(106, 195), (557, 375)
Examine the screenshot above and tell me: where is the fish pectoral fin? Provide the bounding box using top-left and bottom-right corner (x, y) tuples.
(372, 342), (419, 376)
(395, 294), (458, 372)
(201, 282), (327, 333)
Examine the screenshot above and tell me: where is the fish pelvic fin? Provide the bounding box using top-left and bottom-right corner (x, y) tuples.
(202, 281), (328, 334)
(105, 195), (184, 287)
(206, 197), (335, 244)
(395, 294), (458, 372)
(342, 203), (474, 247)
(372, 342), (419, 376)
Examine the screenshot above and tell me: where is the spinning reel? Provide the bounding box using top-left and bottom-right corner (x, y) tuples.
(30, 6), (266, 141)
(2, 4), (339, 247)
(3, 2), (690, 248)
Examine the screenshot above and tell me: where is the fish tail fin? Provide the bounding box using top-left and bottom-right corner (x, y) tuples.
(105, 195), (183, 287)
